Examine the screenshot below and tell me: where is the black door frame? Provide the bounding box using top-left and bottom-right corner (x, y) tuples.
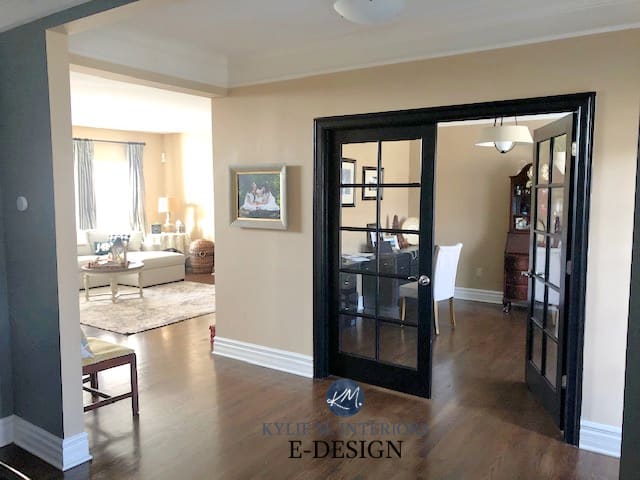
(314, 92), (596, 445)
(619, 120), (640, 479)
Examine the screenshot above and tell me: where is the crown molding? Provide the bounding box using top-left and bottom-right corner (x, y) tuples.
(228, 23), (640, 87)
(70, 54), (227, 98)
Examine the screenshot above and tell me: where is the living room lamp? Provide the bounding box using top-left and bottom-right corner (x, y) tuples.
(476, 116), (533, 154)
(158, 196), (171, 227)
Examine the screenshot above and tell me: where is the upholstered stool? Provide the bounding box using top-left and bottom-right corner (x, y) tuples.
(82, 337), (139, 415)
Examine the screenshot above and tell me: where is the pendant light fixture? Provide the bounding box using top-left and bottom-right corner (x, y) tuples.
(333, 0), (406, 25)
(475, 116), (533, 154)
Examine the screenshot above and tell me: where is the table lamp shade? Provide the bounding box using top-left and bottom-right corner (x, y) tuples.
(158, 196), (169, 213)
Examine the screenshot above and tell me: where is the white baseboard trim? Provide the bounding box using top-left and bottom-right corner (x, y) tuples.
(213, 337), (314, 378)
(579, 420), (622, 458)
(13, 416), (92, 471)
(0, 415), (13, 447)
(455, 287), (503, 304)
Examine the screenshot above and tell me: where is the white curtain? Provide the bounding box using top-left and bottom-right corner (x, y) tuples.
(73, 139), (96, 230)
(127, 143), (147, 232)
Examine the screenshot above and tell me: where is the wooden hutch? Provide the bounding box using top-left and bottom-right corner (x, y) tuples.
(503, 163), (532, 313)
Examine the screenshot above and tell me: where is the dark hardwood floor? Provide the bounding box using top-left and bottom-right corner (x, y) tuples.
(0, 301), (618, 479)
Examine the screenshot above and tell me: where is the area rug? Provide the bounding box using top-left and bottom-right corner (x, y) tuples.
(80, 281), (215, 335)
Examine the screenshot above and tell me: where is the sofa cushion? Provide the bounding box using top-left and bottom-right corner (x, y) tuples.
(128, 231), (144, 251)
(86, 229), (110, 245)
(127, 251), (185, 269)
(77, 230), (93, 256)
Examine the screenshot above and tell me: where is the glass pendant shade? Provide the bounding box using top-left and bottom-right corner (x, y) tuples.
(333, 0), (406, 24)
(476, 124), (533, 154)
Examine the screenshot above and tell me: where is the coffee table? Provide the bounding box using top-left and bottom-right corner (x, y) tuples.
(82, 262), (144, 304)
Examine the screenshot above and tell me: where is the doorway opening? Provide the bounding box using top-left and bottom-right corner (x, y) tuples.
(314, 93), (595, 445)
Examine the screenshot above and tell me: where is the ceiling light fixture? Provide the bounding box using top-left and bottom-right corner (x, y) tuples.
(475, 116), (533, 154)
(333, 0), (406, 25)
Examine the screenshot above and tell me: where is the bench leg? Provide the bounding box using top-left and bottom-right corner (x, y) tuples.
(130, 355), (139, 416)
(90, 373), (99, 399)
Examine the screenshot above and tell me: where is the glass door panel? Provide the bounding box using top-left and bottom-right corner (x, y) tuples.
(381, 139), (423, 184)
(535, 188), (549, 232)
(551, 134), (567, 184)
(379, 322), (417, 368)
(339, 315), (375, 359)
(538, 139), (551, 184)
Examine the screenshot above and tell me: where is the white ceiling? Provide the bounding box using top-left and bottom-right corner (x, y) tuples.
(3, 1), (639, 87)
(0, 0), (89, 32)
(70, 71), (212, 133)
(65, 0), (640, 87)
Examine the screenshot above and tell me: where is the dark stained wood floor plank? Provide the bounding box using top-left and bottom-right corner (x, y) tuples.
(0, 301), (619, 479)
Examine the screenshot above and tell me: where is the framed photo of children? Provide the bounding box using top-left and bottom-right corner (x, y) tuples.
(341, 158), (356, 207)
(230, 165), (288, 230)
(362, 166), (384, 200)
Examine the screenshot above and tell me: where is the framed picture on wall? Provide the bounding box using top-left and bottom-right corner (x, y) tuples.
(341, 158), (356, 207)
(230, 164), (288, 230)
(362, 166), (384, 200)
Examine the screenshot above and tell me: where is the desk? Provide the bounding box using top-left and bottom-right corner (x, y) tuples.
(145, 233), (191, 253)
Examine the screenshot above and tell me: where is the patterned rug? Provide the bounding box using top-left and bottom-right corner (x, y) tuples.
(80, 281), (215, 335)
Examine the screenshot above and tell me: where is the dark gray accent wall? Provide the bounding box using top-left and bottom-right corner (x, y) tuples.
(0, 0), (136, 437)
(0, 186), (13, 418)
(620, 124), (640, 479)
(0, 25), (65, 436)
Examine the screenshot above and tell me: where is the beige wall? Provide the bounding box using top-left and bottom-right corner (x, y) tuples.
(71, 126), (215, 240)
(435, 121), (546, 291)
(212, 30), (640, 428)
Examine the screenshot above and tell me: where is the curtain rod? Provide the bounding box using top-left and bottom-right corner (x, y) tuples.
(73, 137), (146, 146)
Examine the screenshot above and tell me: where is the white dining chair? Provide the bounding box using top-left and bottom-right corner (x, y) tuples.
(399, 243), (463, 335)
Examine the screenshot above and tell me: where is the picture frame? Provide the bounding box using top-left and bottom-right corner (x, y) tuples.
(362, 166), (384, 200)
(150, 223), (162, 234)
(230, 164), (287, 230)
(341, 158), (356, 207)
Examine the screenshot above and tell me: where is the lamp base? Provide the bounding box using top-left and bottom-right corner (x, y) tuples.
(162, 223), (176, 233)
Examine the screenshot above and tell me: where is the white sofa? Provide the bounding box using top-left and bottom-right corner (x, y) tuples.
(77, 230), (186, 289)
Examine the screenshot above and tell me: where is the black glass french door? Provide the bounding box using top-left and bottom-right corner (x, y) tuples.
(525, 114), (575, 425)
(328, 124), (436, 397)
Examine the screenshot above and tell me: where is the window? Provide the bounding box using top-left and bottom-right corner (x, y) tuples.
(93, 144), (129, 231)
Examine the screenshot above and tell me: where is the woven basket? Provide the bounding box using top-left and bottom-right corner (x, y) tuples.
(187, 239), (215, 274)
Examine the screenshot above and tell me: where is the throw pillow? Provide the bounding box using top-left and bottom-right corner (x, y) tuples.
(109, 234), (131, 244)
(128, 231), (144, 251)
(94, 241), (112, 255)
(80, 331), (94, 359)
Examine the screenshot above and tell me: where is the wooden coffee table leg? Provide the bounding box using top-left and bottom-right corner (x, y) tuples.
(139, 271), (144, 298)
(84, 273), (89, 301)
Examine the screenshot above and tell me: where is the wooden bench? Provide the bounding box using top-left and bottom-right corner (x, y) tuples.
(82, 338), (139, 415)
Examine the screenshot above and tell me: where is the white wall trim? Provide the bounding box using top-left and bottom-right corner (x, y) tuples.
(213, 337), (313, 378)
(0, 415), (13, 448)
(12, 416), (92, 471)
(579, 420), (622, 458)
(454, 287), (503, 305)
